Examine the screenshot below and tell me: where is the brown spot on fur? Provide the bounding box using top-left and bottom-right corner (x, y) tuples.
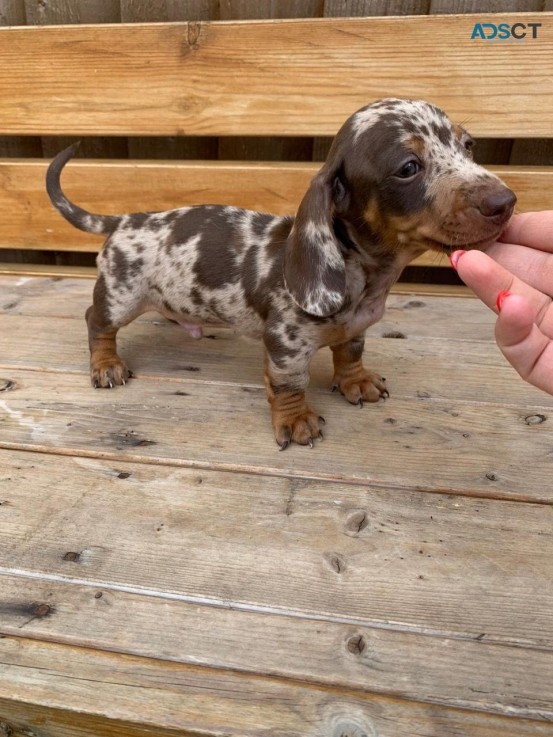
(452, 124), (464, 141)
(195, 244), (239, 288)
(404, 135), (426, 157)
(363, 197), (382, 234)
(431, 122), (452, 146)
(126, 213), (151, 229)
(90, 273), (111, 326)
(190, 287), (204, 306)
(110, 248), (143, 288)
(264, 327), (299, 369)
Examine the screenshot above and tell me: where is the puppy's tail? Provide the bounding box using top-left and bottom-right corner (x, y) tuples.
(46, 143), (121, 235)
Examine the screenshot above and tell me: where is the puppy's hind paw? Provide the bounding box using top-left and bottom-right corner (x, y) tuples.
(91, 359), (133, 389)
(332, 369), (388, 405)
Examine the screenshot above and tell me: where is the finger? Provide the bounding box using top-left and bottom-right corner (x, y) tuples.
(499, 211), (553, 252)
(484, 241), (553, 298)
(496, 293), (553, 395)
(454, 249), (551, 317)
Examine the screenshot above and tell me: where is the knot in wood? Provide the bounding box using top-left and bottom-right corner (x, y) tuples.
(330, 718), (373, 737)
(187, 21), (202, 48)
(525, 414), (546, 425)
(344, 510), (369, 536)
(346, 633), (367, 655)
(63, 551), (81, 562)
(382, 330), (406, 339)
(30, 602), (52, 618)
(324, 552), (346, 574)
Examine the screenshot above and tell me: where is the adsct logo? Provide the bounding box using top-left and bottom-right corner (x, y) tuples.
(471, 22), (542, 41)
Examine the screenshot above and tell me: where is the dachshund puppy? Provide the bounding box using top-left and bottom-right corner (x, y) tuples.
(46, 98), (516, 449)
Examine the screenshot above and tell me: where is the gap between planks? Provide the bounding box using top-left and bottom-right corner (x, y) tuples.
(1, 565), (552, 654)
(0, 443), (550, 507)
(1, 572), (552, 722)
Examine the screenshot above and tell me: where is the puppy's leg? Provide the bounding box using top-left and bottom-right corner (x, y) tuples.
(86, 276), (133, 388)
(263, 347), (322, 450)
(331, 335), (388, 406)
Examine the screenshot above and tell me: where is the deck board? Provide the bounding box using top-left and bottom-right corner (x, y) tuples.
(0, 275), (552, 734)
(1, 450), (552, 647)
(1, 572), (553, 719)
(2, 640), (551, 737)
(1, 367), (552, 500)
(1, 313), (548, 402)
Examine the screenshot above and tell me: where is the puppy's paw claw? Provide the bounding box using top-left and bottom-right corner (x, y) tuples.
(90, 359), (132, 389)
(333, 369), (389, 405)
(274, 409), (323, 449)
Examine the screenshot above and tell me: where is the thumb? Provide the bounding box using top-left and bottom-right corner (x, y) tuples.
(495, 292), (553, 393)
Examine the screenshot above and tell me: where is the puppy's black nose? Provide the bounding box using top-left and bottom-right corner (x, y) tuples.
(478, 188), (517, 220)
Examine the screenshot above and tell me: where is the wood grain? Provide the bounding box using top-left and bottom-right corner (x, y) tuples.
(23, 0), (121, 24)
(1, 636), (550, 737)
(1, 449), (552, 648)
(1, 570), (552, 719)
(324, 0), (430, 15)
(0, 366), (551, 500)
(430, 0), (543, 12)
(0, 315), (540, 406)
(0, 276), (484, 332)
(0, 15), (552, 136)
(0, 159), (549, 254)
(0, 273), (551, 732)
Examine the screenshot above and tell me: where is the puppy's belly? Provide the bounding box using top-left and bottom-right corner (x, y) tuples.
(159, 302), (264, 340)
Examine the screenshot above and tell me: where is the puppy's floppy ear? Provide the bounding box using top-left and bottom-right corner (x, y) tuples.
(283, 169), (346, 317)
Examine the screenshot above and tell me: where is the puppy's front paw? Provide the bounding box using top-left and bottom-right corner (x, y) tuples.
(91, 359), (133, 389)
(332, 368), (388, 406)
(274, 409), (323, 450)
(270, 395), (324, 450)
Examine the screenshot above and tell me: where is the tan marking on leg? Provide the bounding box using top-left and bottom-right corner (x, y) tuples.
(331, 339), (388, 405)
(86, 305), (132, 389)
(263, 350), (322, 449)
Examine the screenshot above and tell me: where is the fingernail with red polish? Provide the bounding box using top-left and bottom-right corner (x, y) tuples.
(449, 250), (467, 270)
(496, 290), (511, 311)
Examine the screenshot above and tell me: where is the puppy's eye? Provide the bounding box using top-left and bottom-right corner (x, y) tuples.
(464, 137), (475, 153)
(396, 160), (421, 179)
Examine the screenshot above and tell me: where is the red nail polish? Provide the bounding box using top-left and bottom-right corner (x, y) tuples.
(449, 250), (467, 270)
(496, 290), (511, 311)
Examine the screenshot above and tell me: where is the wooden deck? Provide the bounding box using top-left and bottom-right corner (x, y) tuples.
(0, 274), (552, 736)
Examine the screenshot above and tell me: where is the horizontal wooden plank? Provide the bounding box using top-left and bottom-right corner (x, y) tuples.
(0, 315), (542, 406)
(1, 449), (552, 648)
(1, 638), (549, 737)
(0, 160), (313, 251)
(0, 160), (550, 257)
(0, 264), (97, 278)
(0, 15), (552, 136)
(0, 276), (481, 333)
(0, 573), (552, 719)
(0, 367), (551, 500)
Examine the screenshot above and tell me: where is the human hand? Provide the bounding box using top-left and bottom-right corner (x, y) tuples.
(451, 211), (553, 395)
